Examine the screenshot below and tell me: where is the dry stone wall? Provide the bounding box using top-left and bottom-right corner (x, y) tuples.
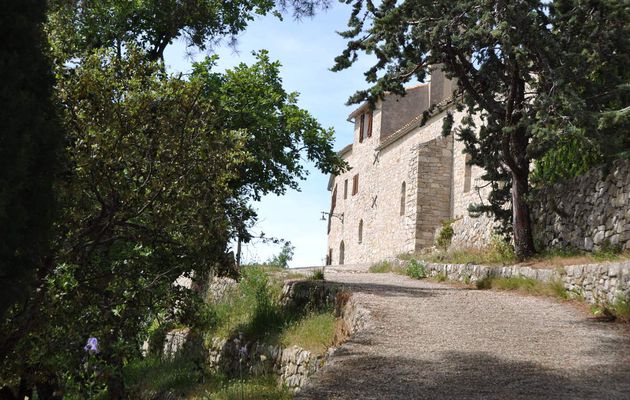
(403, 260), (630, 304)
(531, 159), (630, 252)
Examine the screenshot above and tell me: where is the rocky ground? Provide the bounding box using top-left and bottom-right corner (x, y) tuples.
(295, 270), (630, 400)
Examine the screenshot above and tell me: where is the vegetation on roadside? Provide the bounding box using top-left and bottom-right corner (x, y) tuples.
(419, 237), (628, 268)
(368, 260), (427, 280)
(590, 295), (630, 323)
(205, 267), (336, 354)
(405, 260), (427, 280)
(125, 357), (291, 400)
(475, 276), (568, 299)
(424, 235), (517, 266)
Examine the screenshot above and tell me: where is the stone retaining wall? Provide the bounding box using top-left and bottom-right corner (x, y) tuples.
(162, 280), (369, 392)
(531, 158), (630, 252)
(409, 260), (630, 304)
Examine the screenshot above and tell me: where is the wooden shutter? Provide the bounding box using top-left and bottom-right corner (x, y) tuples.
(367, 112), (373, 138)
(352, 174), (359, 195)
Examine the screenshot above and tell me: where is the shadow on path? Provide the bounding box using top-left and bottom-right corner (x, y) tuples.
(297, 350), (630, 400)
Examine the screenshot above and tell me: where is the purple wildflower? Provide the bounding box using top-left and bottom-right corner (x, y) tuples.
(84, 337), (99, 354)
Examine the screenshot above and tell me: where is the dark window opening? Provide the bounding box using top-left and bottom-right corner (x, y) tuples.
(359, 113), (365, 143)
(400, 181), (406, 216)
(358, 220), (363, 244)
(352, 174), (359, 196)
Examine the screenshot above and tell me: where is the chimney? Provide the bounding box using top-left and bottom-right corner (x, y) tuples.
(429, 64), (455, 106)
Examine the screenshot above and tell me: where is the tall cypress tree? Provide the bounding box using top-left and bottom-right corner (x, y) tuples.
(0, 0), (62, 318)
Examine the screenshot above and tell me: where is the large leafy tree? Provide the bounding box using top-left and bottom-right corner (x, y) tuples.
(0, 1), (62, 320)
(333, 0), (629, 259)
(1, 1), (345, 398)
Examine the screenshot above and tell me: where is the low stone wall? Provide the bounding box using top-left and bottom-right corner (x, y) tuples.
(531, 158), (630, 252)
(409, 260), (630, 304)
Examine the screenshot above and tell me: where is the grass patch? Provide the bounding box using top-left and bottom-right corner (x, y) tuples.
(435, 272), (447, 282)
(206, 266), (336, 354)
(125, 357), (203, 398)
(195, 374), (292, 400)
(125, 358), (291, 400)
(369, 260), (394, 273)
(475, 276), (569, 299)
(423, 236), (517, 266)
(279, 311), (336, 354)
(419, 239), (629, 268)
(368, 260), (409, 275)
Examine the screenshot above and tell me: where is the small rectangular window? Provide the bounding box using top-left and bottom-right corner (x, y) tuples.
(463, 155), (472, 193)
(359, 113), (365, 143)
(344, 179), (348, 199)
(352, 174), (359, 196)
(367, 112), (373, 138)
(332, 184), (338, 211)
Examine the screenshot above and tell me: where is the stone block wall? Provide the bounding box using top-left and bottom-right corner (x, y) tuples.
(414, 135), (453, 249)
(531, 159), (630, 251)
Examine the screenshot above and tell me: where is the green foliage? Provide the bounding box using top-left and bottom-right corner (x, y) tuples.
(0, 0), (63, 319)
(436, 219), (455, 250)
(310, 269), (325, 281)
(2, 5), (346, 396)
(435, 272), (447, 282)
(266, 242), (295, 269)
(406, 260), (427, 280)
(46, 0), (330, 62)
(208, 266), (335, 351)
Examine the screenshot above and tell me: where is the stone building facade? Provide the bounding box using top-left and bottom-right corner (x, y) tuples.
(325, 70), (490, 265)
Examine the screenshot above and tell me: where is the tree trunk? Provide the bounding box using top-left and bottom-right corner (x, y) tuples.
(511, 171), (536, 260)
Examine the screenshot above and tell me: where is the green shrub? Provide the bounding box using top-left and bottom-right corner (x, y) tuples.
(310, 268), (325, 280)
(436, 219), (455, 249)
(476, 276), (493, 289)
(435, 272), (447, 282)
(406, 260), (427, 279)
(610, 294), (630, 322)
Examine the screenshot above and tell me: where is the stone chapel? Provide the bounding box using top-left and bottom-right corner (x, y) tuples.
(325, 69), (494, 265)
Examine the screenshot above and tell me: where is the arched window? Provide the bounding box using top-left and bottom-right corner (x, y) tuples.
(358, 220), (363, 244)
(339, 241), (345, 265)
(400, 181), (406, 216)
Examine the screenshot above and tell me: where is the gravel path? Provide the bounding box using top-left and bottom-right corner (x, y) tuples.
(296, 271), (630, 400)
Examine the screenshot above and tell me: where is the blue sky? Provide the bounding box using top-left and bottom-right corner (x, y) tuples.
(163, 3), (373, 267)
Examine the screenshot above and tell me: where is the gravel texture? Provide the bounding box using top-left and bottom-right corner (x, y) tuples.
(296, 271), (630, 400)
